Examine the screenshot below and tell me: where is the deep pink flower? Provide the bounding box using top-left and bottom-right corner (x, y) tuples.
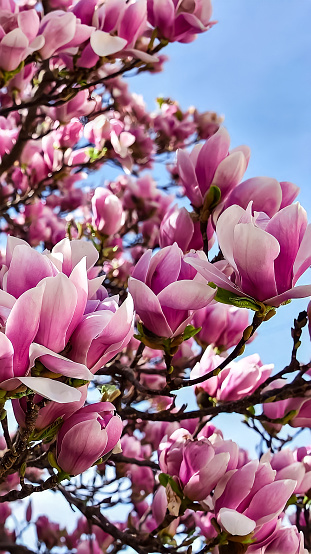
(56, 402), (122, 475)
(192, 302), (250, 350)
(186, 202), (311, 307)
(128, 244), (215, 338)
(177, 127), (250, 208)
(92, 188), (124, 236)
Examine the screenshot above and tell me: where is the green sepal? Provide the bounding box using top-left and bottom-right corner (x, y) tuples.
(285, 494), (298, 508)
(101, 384), (121, 402)
(67, 378), (90, 388)
(182, 325), (202, 341)
(212, 285), (262, 312)
(201, 185), (222, 221)
(30, 417), (64, 443)
(158, 473), (183, 499)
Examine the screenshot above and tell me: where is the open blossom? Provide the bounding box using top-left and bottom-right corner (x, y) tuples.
(0, 237), (133, 400)
(56, 402), (122, 475)
(261, 448), (311, 495)
(176, 127), (250, 208)
(213, 459), (296, 541)
(128, 243), (215, 339)
(0, 9), (45, 72)
(159, 428), (230, 501)
(147, 0), (215, 43)
(221, 176), (300, 219)
(38, 10), (93, 60)
(191, 346), (273, 402)
(192, 302), (250, 350)
(77, 0), (149, 67)
(186, 202), (311, 307)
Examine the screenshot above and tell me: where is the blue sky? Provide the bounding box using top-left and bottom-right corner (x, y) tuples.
(135, 0), (311, 214)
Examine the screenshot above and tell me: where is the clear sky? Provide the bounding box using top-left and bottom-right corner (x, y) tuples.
(135, 0), (311, 214)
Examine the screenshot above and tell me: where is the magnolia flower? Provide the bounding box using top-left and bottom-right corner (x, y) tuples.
(186, 202), (311, 307)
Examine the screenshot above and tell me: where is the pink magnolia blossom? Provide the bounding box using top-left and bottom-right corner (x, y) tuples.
(38, 11), (93, 60)
(261, 448), (311, 495)
(0, 9), (45, 72)
(147, 0), (215, 43)
(12, 385), (88, 431)
(176, 127), (250, 208)
(159, 204), (214, 253)
(49, 91), (98, 124)
(186, 202), (311, 307)
(128, 243), (215, 338)
(191, 347), (273, 402)
(56, 402), (122, 475)
(36, 515), (63, 550)
(68, 294), (134, 374)
(222, 176), (300, 218)
(248, 523), (307, 554)
(159, 428), (230, 501)
(261, 379), (306, 434)
(214, 459), (296, 540)
(79, 0), (148, 66)
(192, 301), (250, 350)
(92, 188), (124, 236)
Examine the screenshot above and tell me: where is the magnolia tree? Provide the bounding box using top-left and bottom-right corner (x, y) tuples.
(0, 0), (310, 553)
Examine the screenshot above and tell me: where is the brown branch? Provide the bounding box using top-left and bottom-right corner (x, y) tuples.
(110, 454), (159, 471)
(0, 474), (59, 503)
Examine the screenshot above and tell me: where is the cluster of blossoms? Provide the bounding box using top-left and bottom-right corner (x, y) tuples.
(0, 0), (310, 553)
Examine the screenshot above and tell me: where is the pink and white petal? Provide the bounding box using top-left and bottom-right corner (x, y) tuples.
(6, 245), (58, 298)
(280, 181), (300, 209)
(90, 31), (127, 57)
(35, 275), (77, 353)
(5, 236), (30, 267)
(195, 127), (230, 193)
(177, 148), (202, 207)
(212, 151), (247, 199)
(184, 256), (246, 298)
(157, 280), (215, 311)
(128, 278), (172, 337)
(218, 508), (256, 536)
(70, 240), (99, 272)
(125, 49), (159, 63)
(0, 333), (14, 381)
(29, 343), (93, 380)
(103, 415), (123, 455)
(266, 203), (308, 293)
(184, 452), (230, 501)
(216, 204), (246, 271)
(244, 479), (296, 526)
(0, 377), (82, 403)
(88, 276), (105, 299)
(131, 249), (152, 282)
(70, 311), (114, 365)
(233, 223), (279, 302)
(6, 285), (45, 377)
(226, 177), (282, 218)
(266, 284), (311, 307)
(293, 224), (311, 285)
(66, 258), (88, 340)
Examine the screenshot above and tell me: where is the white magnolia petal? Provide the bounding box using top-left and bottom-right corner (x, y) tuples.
(19, 377), (82, 403)
(218, 508), (256, 536)
(90, 31), (127, 57)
